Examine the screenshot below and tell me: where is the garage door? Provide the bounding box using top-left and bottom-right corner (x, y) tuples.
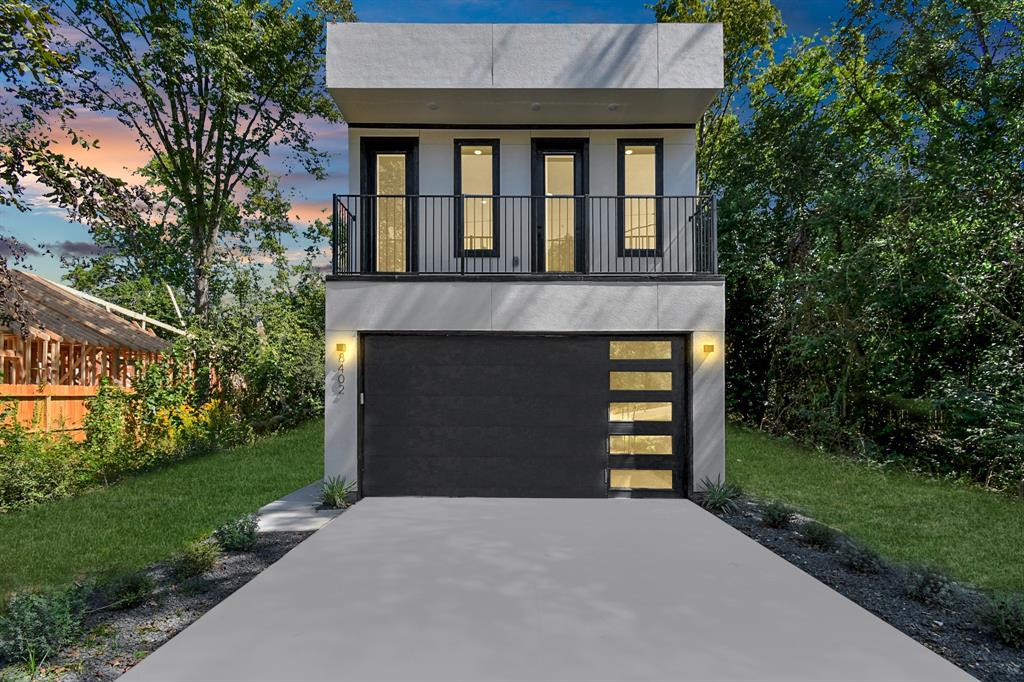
(360, 334), (685, 498)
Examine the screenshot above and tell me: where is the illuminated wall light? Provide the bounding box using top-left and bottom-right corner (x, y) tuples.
(703, 344), (715, 354)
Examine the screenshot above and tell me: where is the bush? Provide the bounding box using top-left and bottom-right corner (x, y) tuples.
(698, 477), (743, 514)
(213, 514), (259, 552)
(980, 594), (1024, 647)
(0, 586), (88, 663)
(319, 476), (357, 509)
(0, 409), (81, 512)
(837, 540), (884, 574)
(799, 520), (838, 549)
(172, 540), (222, 580)
(97, 571), (155, 610)
(904, 565), (955, 606)
(761, 501), (794, 528)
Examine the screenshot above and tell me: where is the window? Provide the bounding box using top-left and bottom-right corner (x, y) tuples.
(617, 139), (663, 256)
(455, 140), (500, 256)
(609, 340), (672, 360)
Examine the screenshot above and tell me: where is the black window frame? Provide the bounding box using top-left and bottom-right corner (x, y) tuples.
(454, 139), (501, 257)
(616, 138), (664, 258)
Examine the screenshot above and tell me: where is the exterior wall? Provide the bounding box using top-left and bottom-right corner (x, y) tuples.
(345, 127), (701, 274)
(324, 280), (726, 492)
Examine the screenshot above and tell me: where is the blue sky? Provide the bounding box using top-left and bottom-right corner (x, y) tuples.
(1, 0), (846, 282)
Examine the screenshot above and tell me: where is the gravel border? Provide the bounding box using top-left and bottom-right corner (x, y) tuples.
(717, 497), (1022, 682)
(1, 529), (317, 681)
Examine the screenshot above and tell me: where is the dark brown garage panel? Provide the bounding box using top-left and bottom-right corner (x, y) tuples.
(360, 333), (686, 498)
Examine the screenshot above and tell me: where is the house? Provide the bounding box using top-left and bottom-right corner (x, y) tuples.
(324, 23), (724, 498)
(1, 270), (181, 438)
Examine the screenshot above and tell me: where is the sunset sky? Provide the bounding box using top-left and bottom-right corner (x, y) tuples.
(1, 0), (844, 282)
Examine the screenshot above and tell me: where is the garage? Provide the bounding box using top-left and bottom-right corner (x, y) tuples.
(359, 334), (687, 498)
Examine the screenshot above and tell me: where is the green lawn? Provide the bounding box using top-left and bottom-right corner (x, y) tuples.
(0, 420), (323, 597)
(727, 423), (1024, 594)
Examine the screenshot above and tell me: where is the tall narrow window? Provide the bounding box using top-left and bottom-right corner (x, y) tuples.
(618, 139), (663, 256)
(455, 140), (499, 256)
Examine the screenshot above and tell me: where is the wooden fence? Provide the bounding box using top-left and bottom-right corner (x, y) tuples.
(0, 384), (99, 441)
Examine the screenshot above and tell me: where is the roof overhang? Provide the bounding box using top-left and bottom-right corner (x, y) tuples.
(327, 23), (723, 127)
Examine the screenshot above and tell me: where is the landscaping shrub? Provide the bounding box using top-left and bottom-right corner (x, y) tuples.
(980, 594), (1024, 648)
(0, 586), (88, 663)
(698, 477), (743, 514)
(838, 540), (884, 574)
(213, 513), (259, 552)
(172, 540), (222, 581)
(760, 501), (794, 529)
(97, 571), (155, 610)
(0, 409), (81, 512)
(799, 520), (838, 549)
(319, 476), (357, 509)
(904, 565), (955, 607)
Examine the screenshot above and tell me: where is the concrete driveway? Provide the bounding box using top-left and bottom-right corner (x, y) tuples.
(124, 498), (972, 682)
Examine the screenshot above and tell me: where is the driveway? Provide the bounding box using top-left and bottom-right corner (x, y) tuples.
(124, 498), (972, 682)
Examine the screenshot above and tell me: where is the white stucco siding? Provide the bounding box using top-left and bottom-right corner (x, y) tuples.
(323, 280), (726, 492)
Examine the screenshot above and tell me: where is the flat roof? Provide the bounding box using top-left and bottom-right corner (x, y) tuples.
(326, 23), (723, 126)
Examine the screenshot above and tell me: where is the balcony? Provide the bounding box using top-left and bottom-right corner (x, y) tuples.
(330, 194), (717, 278)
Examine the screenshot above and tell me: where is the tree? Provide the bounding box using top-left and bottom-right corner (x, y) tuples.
(708, 0), (1024, 489)
(650, 0), (785, 186)
(54, 0), (356, 320)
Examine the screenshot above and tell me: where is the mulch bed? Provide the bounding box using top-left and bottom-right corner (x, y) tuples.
(7, 530), (315, 681)
(718, 497), (1023, 682)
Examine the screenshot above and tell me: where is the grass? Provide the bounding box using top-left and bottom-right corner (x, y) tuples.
(0, 420), (323, 597)
(727, 423), (1024, 593)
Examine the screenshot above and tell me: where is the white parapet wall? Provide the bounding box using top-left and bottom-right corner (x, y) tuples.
(324, 280), (726, 493)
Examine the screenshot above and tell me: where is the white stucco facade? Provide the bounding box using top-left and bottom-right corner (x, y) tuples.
(324, 23), (726, 498)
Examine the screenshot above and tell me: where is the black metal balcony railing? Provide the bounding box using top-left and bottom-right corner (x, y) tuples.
(331, 194), (717, 276)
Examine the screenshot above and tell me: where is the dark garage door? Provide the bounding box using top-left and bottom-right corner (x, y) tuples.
(360, 334), (685, 498)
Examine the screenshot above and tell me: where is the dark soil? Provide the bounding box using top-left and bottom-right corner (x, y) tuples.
(719, 497), (1023, 682)
(3, 531), (313, 681)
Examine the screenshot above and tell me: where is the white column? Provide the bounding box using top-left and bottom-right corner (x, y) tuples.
(691, 331), (725, 491)
(324, 330), (359, 484)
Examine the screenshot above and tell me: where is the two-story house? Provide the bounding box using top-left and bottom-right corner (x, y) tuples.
(324, 23), (724, 499)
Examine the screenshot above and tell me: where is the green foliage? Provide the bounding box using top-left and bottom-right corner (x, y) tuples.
(213, 514), (259, 552)
(904, 565), (955, 607)
(52, 0), (355, 318)
(172, 540), (221, 581)
(980, 594), (1024, 647)
(698, 476), (743, 513)
(97, 571), (154, 610)
(319, 476), (357, 509)
(760, 500), (794, 528)
(798, 520), (838, 550)
(707, 0), (1024, 491)
(0, 586), (87, 663)
(0, 405), (81, 512)
(837, 540), (884, 574)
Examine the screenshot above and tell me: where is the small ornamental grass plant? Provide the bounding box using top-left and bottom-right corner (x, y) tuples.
(319, 476), (357, 509)
(97, 571), (155, 610)
(698, 477), (743, 514)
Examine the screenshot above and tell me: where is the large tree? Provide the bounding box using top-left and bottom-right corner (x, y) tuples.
(54, 0), (355, 319)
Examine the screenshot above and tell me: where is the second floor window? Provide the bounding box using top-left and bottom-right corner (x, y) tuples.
(456, 140), (500, 256)
(618, 139), (663, 256)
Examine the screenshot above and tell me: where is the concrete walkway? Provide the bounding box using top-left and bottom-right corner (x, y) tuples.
(125, 498), (973, 682)
(256, 481), (341, 532)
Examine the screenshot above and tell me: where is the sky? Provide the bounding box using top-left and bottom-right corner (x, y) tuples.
(1, 0), (846, 282)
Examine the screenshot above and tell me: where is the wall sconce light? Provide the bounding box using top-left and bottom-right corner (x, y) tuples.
(703, 344), (715, 354)
(336, 343), (346, 352)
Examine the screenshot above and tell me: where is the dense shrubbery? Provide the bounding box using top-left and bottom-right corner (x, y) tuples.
(660, 0), (1024, 491)
(0, 274), (326, 512)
